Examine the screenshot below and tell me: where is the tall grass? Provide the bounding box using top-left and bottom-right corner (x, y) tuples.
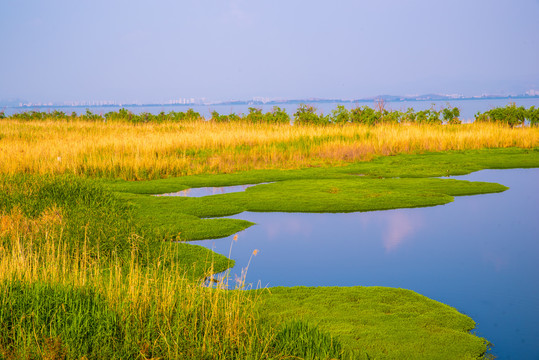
(0, 206), (262, 358)
(0, 176), (349, 359)
(0, 174), (150, 262)
(1, 119), (537, 180)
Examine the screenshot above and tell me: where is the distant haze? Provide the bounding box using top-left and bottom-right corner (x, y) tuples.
(1, 0), (538, 104)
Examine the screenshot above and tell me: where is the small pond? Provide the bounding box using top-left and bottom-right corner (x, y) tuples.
(155, 183), (261, 197)
(190, 168), (539, 360)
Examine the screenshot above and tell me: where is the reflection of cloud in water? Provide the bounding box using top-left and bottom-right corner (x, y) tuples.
(264, 216), (313, 241)
(359, 211), (423, 252)
(383, 212), (422, 252)
(482, 250), (508, 272)
(158, 183), (271, 197)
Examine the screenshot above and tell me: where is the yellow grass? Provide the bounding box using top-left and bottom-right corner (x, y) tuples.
(1, 119), (538, 180)
(0, 207), (269, 357)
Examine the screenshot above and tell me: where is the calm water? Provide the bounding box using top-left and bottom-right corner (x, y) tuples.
(191, 168), (539, 360)
(5, 98), (539, 122)
(154, 183), (261, 197)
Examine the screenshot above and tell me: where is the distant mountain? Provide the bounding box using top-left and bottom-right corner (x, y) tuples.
(4, 92), (538, 110)
(211, 93), (539, 107)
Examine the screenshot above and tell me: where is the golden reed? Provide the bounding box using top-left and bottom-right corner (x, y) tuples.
(1, 119), (537, 180)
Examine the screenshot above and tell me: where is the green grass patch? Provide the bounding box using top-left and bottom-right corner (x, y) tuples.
(104, 148), (534, 242)
(0, 174), (230, 276)
(105, 148), (539, 194)
(259, 286), (489, 359)
(0, 281), (122, 359)
(110, 149), (522, 240)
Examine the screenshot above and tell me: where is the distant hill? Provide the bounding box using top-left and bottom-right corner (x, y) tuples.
(3, 92), (538, 110)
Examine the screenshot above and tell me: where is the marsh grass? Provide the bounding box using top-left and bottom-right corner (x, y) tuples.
(1, 120), (537, 180)
(0, 176), (348, 359)
(0, 111), (531, 358)
(0, 209), (261, 358)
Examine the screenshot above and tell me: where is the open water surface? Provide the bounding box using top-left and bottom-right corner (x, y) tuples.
(155, 184), (261, 197)
(189, 168), (539, 360)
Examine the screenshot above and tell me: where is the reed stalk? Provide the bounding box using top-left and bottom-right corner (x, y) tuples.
(1, 120), (537, 180)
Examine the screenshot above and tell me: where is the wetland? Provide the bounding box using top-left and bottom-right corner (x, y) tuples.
(190, 168), (539, 359)
(1, 108), (538, 359)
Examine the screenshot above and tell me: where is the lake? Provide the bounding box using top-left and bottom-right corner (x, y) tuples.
(190, 168), (539, 360)
(5, 97), (539, 122)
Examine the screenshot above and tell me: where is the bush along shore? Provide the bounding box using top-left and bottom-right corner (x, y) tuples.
(1, 106), (538, 358)
(2, 102), (539, 126)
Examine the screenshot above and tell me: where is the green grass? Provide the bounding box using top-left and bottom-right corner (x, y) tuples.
(0, 281), (121, 359)
(259, 286), (489, 360)
(105, 147), (539, 194)
(1, 175), (345, 359)
(3, 147), (537, 359)
(122, 176), (507, 241)
(108, 148), (530, 241)
(0, 174), (230, 276)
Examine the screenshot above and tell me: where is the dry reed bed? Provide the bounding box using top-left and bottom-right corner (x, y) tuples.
(2, 120), (538, 179)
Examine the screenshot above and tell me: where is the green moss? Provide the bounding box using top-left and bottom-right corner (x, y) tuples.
(258, 286), (489, 359)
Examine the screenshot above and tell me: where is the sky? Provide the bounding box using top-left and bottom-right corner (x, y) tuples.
(1, 0), (538, 104)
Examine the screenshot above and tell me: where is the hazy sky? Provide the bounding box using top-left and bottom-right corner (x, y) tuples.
(1, 0), (538, 103)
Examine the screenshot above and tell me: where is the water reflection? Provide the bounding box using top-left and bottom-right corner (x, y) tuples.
(192, 168), (539, 359)
(359, 212), (423, 252)
(481, 249), (508, 272)
(155, 183), (260, 197)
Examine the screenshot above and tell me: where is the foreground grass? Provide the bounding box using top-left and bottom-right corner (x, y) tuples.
(0, 176), (349, 359)
(0, 199), (486, 359)
(0, 162), (497, 358)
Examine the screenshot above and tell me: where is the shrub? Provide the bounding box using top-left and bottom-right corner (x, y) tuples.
(528, 106), (539, 127)
(478, 103), (527, 127)
(442, 106), (461, 124)
(330, 105), (350, 125)
(350, 106), (380, 125)
(402, 108), (417, 123)
(294, 104), (329, 125)
(246, 107), (264, 123)
(266, 106), (291, 124)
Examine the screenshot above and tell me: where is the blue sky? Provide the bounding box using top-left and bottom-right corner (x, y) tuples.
(1, 0), (538, 103)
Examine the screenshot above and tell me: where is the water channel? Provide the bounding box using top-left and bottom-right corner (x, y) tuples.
(185, 168), (538, 359)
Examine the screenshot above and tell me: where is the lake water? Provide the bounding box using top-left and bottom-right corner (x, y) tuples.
(5, 98), (539, 122)
(154, 183), (261, 197)
(190, 168), (539, 360)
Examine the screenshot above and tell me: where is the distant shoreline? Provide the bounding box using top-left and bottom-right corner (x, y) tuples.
(3, 94), (539, 110)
